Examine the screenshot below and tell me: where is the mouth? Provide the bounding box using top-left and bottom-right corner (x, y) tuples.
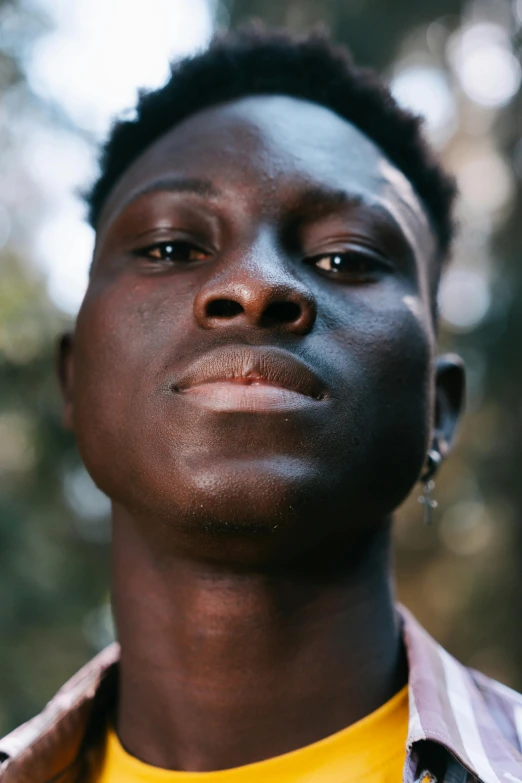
(171, 346), (328, 413)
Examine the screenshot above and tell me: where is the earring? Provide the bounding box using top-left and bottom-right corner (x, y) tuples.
(417, 449), (442, 525)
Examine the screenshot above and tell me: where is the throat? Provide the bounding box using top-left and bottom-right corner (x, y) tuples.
(111, 513), (406, 772)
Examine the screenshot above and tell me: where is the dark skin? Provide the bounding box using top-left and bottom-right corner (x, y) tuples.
(59, 95), (465, 772)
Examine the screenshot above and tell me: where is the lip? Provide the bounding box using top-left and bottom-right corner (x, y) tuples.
(171, 346), (327, 411)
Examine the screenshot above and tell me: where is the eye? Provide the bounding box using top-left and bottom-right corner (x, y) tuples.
(309, 249), (391, 280)
(137, 241), (209, 264)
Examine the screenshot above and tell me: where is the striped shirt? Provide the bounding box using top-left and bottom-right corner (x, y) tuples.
(1, 605), (521, 782)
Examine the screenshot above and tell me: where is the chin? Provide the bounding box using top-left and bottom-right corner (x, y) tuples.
(166, 455), (317, 530)
(107, 454), (339, 564)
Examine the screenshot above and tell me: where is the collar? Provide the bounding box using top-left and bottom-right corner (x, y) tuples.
(401, 605), (522, 783)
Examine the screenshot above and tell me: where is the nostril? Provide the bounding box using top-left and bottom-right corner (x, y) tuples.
(263, 301), (302, 325)
(206, 298), (245, 318)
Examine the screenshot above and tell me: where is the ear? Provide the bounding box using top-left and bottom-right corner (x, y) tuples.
(433, 353), (466, 459)
(56, 332), (75, 431)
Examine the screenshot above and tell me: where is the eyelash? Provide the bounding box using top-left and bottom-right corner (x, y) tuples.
(307, 249), (391, 279)
(136, 241), (209, 264)
(136, 241), (391, 280)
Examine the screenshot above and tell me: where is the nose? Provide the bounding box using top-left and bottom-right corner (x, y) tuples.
(193, 239), (317, 335)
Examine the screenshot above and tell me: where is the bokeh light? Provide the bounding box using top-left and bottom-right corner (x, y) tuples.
(391, 64), (457, 145)
(454, 147), (514, 217)
(448, 22), (521, 108)
(438, 268), (491, 332)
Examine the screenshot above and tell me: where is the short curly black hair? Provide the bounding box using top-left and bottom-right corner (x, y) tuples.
(86, 24), (457, 265)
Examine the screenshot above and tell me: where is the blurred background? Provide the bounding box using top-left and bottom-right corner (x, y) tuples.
(1, 0), (522, 734)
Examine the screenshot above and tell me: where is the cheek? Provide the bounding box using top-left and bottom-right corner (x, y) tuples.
(361, 299), (433, 402)
(71, 276), (194, 489)
(75, 274), (195, 376)
(372, 301), (435, 504)
(322, 287), (435, 400)
(319, 290), (436, 514)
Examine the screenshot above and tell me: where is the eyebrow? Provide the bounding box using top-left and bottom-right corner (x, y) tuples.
(289, 186), (408, 243)
(118, 176), (222, 214)
(291, 186), (365, 218)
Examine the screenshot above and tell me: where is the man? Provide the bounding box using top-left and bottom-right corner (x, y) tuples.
(2, 24), (522, 783)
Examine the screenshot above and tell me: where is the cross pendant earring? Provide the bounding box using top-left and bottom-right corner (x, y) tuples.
(417, 449), (442, 526)
(418, 479), (438, 525)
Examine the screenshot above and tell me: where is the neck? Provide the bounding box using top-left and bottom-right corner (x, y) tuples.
(111, 510), (406, 772)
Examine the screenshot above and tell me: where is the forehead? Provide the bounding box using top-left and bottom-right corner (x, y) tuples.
(98, 95), (433, 256)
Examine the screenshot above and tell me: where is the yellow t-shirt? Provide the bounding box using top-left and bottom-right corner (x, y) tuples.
(96, 685), (408, 783)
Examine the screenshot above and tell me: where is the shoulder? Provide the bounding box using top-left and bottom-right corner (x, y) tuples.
(471, 667), (522, 709)
(0, 643), (119, 781)
(469, 666), (522, 748)
(398, 603), (522, 779)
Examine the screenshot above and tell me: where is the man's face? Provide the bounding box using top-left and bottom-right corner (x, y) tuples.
(63, 95), (445, 561)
